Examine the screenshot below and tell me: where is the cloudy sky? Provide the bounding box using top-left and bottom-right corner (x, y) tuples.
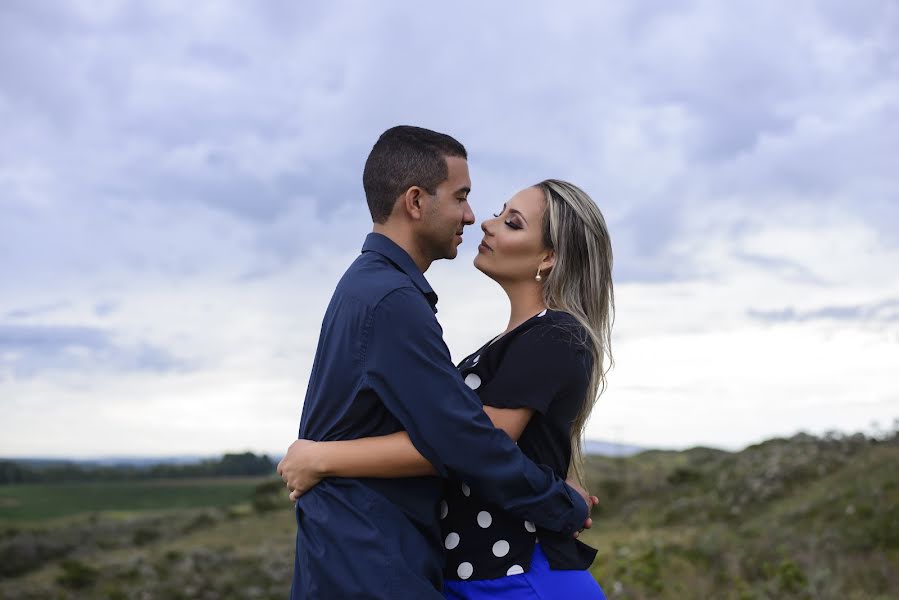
(1, 0), (897, 458)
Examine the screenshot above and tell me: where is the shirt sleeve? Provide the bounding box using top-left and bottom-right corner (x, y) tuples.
(478, 319), (592, 415)
(364, 287), (588, 536)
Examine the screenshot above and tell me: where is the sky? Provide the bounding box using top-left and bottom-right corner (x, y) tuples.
(1, 0), (897, 457)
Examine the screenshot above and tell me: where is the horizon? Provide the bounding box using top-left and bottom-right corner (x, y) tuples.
(2, 426), (887, 462)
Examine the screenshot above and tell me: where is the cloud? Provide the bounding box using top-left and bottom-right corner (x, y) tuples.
(0, 323), (192, 379)
(4, 301), (71, 320)
(2, 0), (897, 282)
(748, 298), (899, 324)
(0, 1), (897, 454)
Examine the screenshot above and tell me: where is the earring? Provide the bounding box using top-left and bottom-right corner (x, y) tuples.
(535, 268), (542, 282)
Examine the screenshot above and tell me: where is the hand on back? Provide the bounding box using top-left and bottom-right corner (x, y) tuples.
(277, 439), (323, 502)
(565, 474), (599, 538)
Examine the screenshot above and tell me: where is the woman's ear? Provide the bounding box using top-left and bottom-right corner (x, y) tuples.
(539, 249), (555, 272)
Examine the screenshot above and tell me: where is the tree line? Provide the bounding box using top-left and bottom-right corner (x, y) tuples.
(0, 452), (277, 485)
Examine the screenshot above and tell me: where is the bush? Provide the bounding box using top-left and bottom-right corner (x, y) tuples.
(183, 512), (218, 533)
(56, 559), (99, 590)
(253, 479), (287, 513)
(132, 527), (161, 546)
(0, 532), (74, 578)
(667, 467), (703, 486)
(772, 559), (809, 597)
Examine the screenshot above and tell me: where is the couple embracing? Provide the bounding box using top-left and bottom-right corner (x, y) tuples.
(278, 125), (613, 599)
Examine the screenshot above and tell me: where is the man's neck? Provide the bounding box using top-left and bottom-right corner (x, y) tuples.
(371, 223), (432, 273)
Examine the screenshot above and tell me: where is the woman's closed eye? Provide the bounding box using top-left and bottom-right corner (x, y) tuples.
(493, 212), (522, 230)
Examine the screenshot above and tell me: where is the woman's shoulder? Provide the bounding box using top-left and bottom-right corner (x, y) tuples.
(541, 308), (581, 326)
(530, 308), (586, 334)
(518, 309), (589, 353)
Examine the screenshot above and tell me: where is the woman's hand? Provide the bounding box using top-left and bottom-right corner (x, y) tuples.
(565, 475), (599, 538)
(277, 439), (325, 502)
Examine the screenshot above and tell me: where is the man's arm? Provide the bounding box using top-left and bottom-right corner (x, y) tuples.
(363, 287), (588, 536)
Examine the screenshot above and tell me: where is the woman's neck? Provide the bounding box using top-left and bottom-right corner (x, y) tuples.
(501, 280), (547, 334)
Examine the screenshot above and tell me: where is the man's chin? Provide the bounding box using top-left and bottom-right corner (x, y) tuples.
(441, 243), (460, 260)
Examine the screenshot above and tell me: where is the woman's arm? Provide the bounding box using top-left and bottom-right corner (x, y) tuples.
(278, 407), (536, 500)
(483, 406), (534, 441)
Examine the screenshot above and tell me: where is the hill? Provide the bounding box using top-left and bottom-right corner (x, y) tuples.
(580, 432), (897, 599)
(584, 439), (645, 457)
(0, 432), (895, 599)
(0, 452), (276, 484)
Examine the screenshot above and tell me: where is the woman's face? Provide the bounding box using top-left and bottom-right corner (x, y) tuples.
(474, 186), (551, 283)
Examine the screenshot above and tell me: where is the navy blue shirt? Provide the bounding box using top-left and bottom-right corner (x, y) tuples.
(290, 233), (588, 599)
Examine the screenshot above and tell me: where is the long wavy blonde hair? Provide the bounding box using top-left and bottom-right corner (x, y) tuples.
(536, 179), (614, 485)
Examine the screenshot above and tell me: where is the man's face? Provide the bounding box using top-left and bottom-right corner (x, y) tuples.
(421, 156), (475, 261)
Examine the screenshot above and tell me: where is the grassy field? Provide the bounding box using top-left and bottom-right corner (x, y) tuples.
(0, 477), (267, 522)
(0, 434), (896, 599)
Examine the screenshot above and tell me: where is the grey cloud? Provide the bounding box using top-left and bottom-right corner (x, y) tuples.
(93, 301), (119, 317)
(141, 153), (363, 226)
(0, 325), (107, 350)
(143, 167), (296, 225)
(748, 298), (899, 324)
(0, 0), (896, 293)
(733, 251), (826, 286)
(5, 301), (71, 320)
(0, 324), (192, 379)
(186, 43), (250, 71)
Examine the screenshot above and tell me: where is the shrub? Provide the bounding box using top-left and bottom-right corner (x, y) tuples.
(56, 559), (99, 590)
(667, 467), (703, 486)
(183, 512), (217, 533)
(132, 527), (161, 546)
(253, 479), (287, 513)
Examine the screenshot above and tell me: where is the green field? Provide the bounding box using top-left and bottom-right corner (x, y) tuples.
(0, 477), (267, 522)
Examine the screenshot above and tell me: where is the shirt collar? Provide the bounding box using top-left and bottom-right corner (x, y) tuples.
(362, 232), (439, 312)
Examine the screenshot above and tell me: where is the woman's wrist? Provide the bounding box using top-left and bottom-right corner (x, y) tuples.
(310, 441), (334, 478)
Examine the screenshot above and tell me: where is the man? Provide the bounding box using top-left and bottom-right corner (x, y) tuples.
(281, 126), (591, 599)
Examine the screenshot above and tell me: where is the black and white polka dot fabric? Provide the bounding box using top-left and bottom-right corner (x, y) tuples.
(441, 309), (598, 581)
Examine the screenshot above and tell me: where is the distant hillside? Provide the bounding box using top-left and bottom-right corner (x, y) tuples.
(579, 431), (898, 599)
(4, 456), (209, 468)
(0, 452), (276, 484)
(584, 439), (644, 457)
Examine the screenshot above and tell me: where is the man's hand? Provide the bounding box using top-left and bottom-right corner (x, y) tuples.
(277, 439), (324, 502)
(565, 475), (599, 538)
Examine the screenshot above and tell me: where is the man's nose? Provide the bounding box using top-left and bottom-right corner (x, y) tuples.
(463, 203), (475, 226)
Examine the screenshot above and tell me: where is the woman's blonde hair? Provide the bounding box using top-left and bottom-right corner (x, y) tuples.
(536, 179), (614, 485)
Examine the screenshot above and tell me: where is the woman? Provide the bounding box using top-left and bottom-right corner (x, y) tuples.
(282, 179), (613, 599)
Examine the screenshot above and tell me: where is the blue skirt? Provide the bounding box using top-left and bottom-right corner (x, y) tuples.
(443, 543), (606, 600)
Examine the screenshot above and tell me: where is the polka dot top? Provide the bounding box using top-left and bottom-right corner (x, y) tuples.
(441, 308), (598, 581)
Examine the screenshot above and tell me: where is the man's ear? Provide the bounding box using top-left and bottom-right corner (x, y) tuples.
(400, 187), (427, 221)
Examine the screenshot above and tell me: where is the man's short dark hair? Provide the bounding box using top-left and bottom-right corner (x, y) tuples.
(363, 125), (468, 224)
